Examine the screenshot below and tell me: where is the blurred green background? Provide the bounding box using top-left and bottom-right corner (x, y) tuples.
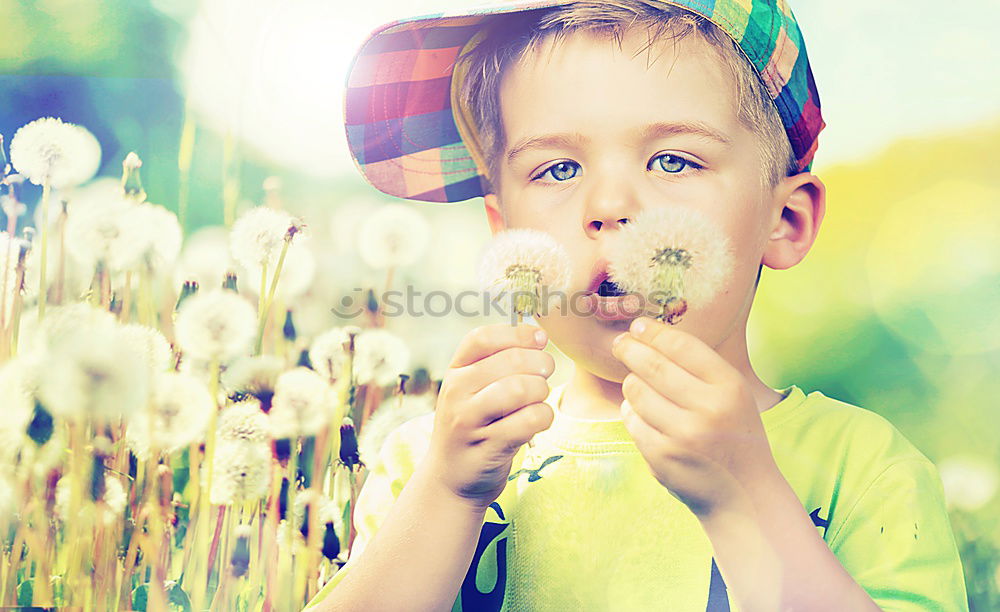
(2, 0), (998, 608)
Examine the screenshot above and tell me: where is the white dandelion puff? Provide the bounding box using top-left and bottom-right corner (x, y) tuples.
(477, 228), (572, 318)
(353, 328), (410, 386)
(308, 326), (356, 383)
(357, 393), (434, 468)
(208, 440), (272, 505)
(134, 203), (183, 271)
(606, 207), (734, 323)
(36, 322), (150, 422)
(120, 323), (173, 374)
(174, 288), (257, 363)
(357, 203), (430, 269)
(18, 302), (118, 354)
(173, 226), (237, 291)
(126, 371), (214, 460)
(0, 231), (29, 322)
(240, 236), (316, 300)
(216, 400), (269, 444)
(269, 367), (336, 439)
(220, 355), (284, 402)
(9, 117), (101, 189)
(64, 193), (152, 272)
(938, 455), (999, 511)
(100, 477), (128, 524)
(229, 206), (296, 270)
(0, 360), (36, 462)
(54, 474), (128, 524)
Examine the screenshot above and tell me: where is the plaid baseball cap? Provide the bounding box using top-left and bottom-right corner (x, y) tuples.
(344, 0), (826, 203)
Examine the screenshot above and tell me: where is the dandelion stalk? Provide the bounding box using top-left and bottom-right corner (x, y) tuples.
(37, 181), (50, 319)
(53, 198), (67, 305)
(223, 132), (239, 228)
(254, 226), (299, 356)
(177, 105), (196, 232)
(191, 358), (221, 609)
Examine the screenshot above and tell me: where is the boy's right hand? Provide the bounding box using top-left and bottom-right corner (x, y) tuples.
(423, 323), (556, 512)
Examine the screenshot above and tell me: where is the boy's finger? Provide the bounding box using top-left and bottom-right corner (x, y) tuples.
(472, 373), (550, 426)
(479, 402), (554, 453)
(462, 347), (555, 394)
(613, 334), (706, 410)
(628, 317), (727, 385)
(449, 323), (547, 369)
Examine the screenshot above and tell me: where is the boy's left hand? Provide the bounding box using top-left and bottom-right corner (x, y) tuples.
(610, 316), (781, 520)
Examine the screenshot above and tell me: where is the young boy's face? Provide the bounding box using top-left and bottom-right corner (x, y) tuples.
(485, 27), (780, 384)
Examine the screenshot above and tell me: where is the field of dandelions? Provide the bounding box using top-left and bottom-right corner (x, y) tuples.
(0, 116), (451, 610)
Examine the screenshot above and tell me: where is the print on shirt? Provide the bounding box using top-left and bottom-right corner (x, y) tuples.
(810, 507), (830, 536)
(507, 455), (564, 483)
(460, 502), (508, 612)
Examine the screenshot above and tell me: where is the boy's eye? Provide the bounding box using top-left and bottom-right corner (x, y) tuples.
(533, 161), (580, 182)
(650, 153), (703, 174)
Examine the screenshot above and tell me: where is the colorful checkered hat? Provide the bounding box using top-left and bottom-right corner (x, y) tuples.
(344, 0), (826, 203)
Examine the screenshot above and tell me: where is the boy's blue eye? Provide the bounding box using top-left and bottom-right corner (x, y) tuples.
(535, 161), (579, 182)
(651, 153), (703, 174)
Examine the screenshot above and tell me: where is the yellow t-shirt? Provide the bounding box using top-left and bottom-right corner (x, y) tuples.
(304, 383), (969, 611)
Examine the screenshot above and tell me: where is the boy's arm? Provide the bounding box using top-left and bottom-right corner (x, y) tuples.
(307, 455), (488, 612)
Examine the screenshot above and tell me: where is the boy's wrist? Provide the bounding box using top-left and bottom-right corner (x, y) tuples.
(414, 457), (495, 517)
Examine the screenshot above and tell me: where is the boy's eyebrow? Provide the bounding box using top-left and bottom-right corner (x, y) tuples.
(506, 120), (732, 165)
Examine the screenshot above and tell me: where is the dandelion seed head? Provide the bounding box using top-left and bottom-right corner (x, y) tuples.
(353, 328), (410, 386)
(357, 394), (434, 469)
(357, 203), (430, 269)
(174, 289), (256, 363)
(477, 228), (572, 294)
(0, 231), (30, 322)
(269, 367), (335, 438)
(37, 322), (150, 422)
(120, 323), (173, 374)
(0, 360), (36, 462)
(241, 236), (316, 300)
(174, 226), (236, 291)
(18, 302), (117, 354)
(135, 203), (183, 270)
(230, 206), (296, 270)
(217, 400), (269, 444)
(127, 371), (214, 460)
(308, 327), (352, 383)
(209, 440), (272, 505)
(221, 355), (284, 399)
(101, 477), (127, 524)
(65, 193), (153, 272)
(606, 207), (734, 310)
(9, 117), (101, 188)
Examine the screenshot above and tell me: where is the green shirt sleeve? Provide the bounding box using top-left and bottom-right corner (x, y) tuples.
(827, 457), (969, 611)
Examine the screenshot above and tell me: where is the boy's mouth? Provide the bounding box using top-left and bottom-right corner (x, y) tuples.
(587, 258), (627, 296)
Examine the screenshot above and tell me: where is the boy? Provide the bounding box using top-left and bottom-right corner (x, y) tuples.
(306, 0), (969, 609)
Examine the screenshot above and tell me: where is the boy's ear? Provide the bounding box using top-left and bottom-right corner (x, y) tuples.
(761, 173), (826, 271)
(483, 193), (506, 235)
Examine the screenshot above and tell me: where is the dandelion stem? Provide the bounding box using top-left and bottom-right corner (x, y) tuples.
(37, 181), (50, 320)
(53, 200), (67, 305)
(193, 359), (221, 609)
(178, 106), (196, 233)
(254, 237), (291, 356)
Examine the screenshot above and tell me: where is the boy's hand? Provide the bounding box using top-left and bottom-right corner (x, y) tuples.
(423, 323), (555, 512)
(610, 316), (779, 520)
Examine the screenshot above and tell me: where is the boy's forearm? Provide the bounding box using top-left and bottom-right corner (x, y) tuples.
(312, 461), (488, 612)
(697, 468), (882, 612)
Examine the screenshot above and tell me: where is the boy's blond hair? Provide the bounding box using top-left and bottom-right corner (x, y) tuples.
(455, 0), (796, 197)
